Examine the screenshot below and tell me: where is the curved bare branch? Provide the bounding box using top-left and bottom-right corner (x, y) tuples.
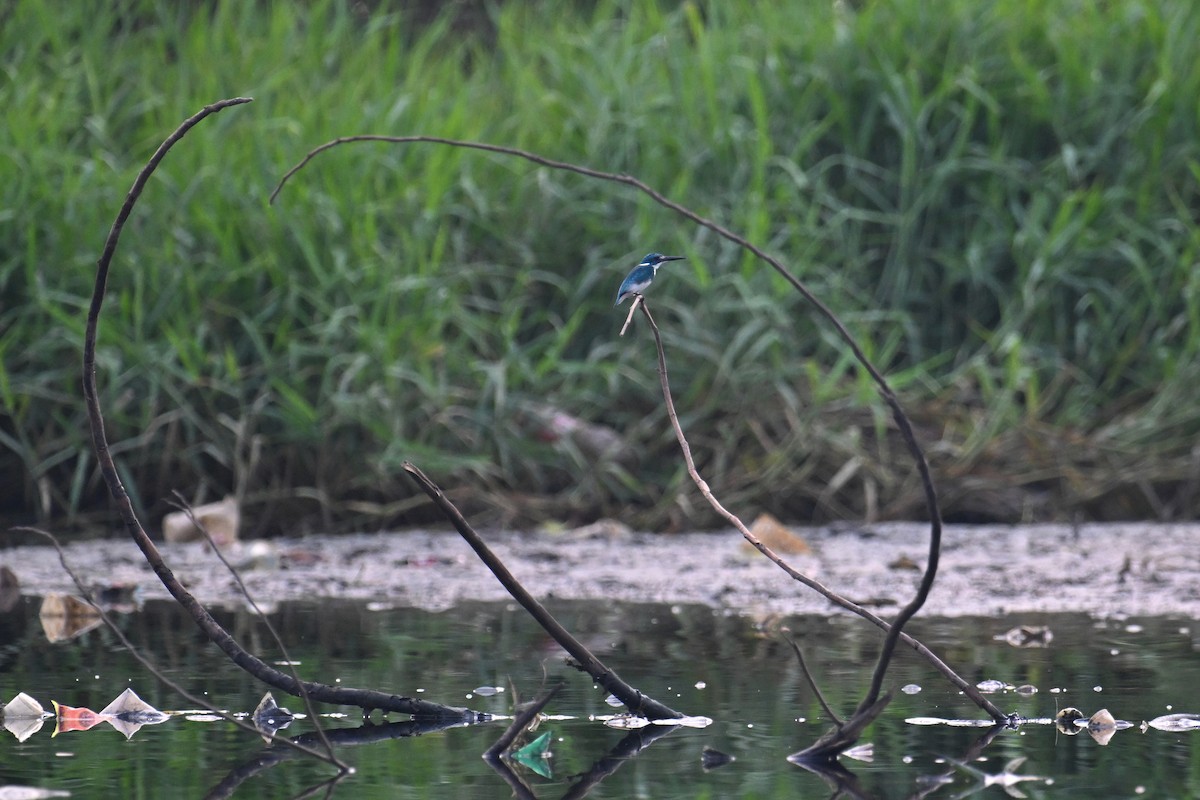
(84, 99), (481, 721)
(271, 134), (993, 723)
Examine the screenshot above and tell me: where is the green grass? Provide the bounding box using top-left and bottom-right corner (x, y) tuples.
(2, 0), (1199, 533)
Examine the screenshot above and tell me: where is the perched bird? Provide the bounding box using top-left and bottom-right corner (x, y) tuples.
(614, 252), (684, 306)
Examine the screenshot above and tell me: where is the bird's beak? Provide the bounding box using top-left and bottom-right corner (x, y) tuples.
(664, 256), (685, 262)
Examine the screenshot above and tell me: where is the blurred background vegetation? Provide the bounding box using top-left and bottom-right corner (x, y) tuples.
(2, 0), (1198, 536)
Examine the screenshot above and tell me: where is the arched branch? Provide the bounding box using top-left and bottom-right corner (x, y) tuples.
(272, 139), (939, 566)
(273, 135), (942, 623)
(84, 99), (481, 720)
(272, 134), (996, 726)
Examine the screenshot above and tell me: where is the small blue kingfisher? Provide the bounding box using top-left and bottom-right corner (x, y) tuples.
(614, 253), (685, 306)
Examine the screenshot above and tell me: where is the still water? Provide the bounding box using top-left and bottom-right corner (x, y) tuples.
(1, 595), (1199, 798)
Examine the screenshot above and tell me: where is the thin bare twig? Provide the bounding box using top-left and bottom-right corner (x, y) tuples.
(635, 301), (1005, 723)
(168, 492), (337, 762)
(782, 630), (842, 727)
(618, 295), (643, 336)
(403, 462), (683, 721)
(83, 98), (480, 720)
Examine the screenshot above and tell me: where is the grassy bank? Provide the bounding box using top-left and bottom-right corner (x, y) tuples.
(2, 0), (1199, 534)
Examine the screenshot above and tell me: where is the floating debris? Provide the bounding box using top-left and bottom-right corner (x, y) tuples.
(39, 595), (102, 643)
(1014, 684), (1038, 696)
(1087, 708), (1116, 729)
(602, 714), (650, 730)
(162, 496), (239, 546)
(1055, 707), (1085, 734)
(101, 689), (169, 740)
(976, 679), (1007, 693)
(101, 689), (166, 722)
(674, 715), (714, 729)
(841, 743), (874, 763)
(604, 694), (623, 707)
(950, 755), (1047, 797)
(252, 692), (294, 741)
(901, 683), (922, 695)
(473, 686), (504, 697)
(0, 786), (71, 799)
(3, 693), (45, 719)
(905, 717), (997, 728)
(1083, 708), (1133, 745)
(3, 693), (48, 742)
(50, 702), (109, 736)
(512, 731), (552, 760)
(510, 731), (553, 778)
(997, 625), (1054, 648)
(700, 746), (735, 771)
(1147, 713), (1200, 732)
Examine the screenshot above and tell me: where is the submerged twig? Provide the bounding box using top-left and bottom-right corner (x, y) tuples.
(782, 630), (842, 727)
(403, 462), (683, 721)
(82, 98), (481, 720)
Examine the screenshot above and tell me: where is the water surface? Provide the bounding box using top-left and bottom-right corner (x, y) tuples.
(2, 597), (1198, 797)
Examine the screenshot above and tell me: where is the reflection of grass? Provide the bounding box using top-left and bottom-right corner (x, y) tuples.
(3, 0), (1199, 530)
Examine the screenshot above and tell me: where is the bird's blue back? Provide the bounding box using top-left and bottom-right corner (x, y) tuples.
(614, 252), (681, 305)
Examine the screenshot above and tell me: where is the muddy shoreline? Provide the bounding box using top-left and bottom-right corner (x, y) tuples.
(4, 522), (1199, 618)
